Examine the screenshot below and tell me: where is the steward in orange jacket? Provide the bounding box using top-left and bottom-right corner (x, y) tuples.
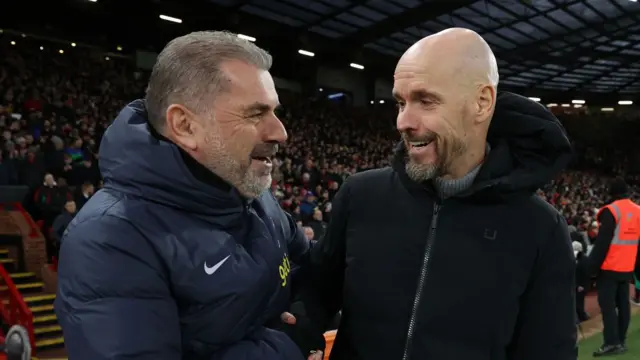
(589, 178), (640, 357)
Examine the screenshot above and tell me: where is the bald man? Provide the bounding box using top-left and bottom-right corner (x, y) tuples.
(288, 28), (576, 360)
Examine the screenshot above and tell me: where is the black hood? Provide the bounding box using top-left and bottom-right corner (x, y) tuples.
(393, 91), (573, 201)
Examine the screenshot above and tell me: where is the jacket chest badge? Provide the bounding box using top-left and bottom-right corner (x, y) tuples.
(278, 253), (291, 287)
(483, 228), (498, 240)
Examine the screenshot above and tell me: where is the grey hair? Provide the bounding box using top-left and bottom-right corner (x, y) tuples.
(145, 31), (272, 130)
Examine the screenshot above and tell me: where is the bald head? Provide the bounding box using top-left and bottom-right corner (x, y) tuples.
(399, 28), (499, 89)
(393, 28), (499, 182)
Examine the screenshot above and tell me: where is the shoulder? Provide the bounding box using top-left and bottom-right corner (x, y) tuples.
(346, 167), (396, 186)
(74, 188), (196, 238)
(340, 167), (400, 196)
(59, 212), (171, 302)
(60, 191), (173, 294)
(64, 191), (150, 254)
(597, 205), (614, 222)
(497, 195), (568, 249)
(526, 195), (564, 230)
(62, 195), (159, 269)
(523, 196), (572, 256)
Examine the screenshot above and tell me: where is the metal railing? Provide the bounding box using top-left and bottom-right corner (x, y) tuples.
(0, 265), (35, 356)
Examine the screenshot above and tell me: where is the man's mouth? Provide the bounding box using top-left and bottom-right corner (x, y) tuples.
(403, 131), (437, 150)
(251, 156), (273, 165)
(250, 145), (278, 165)
(251, 147), (278, 165)
(408, 140), (433, 149)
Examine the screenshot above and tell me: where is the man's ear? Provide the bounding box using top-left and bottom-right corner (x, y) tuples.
(166, 104), (198, 151)
(474, 84), (496, 125)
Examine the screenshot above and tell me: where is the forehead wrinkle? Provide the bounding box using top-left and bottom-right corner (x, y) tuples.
(394, 67), (446, 99)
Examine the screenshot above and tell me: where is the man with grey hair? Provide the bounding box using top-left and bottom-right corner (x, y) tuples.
(292, 28), (576, 359)
(55, 31), (322, 360)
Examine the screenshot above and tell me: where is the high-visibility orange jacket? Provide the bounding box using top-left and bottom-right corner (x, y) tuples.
(598, 199), (640, 272)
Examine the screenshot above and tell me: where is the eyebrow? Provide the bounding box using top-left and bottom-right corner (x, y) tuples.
(242, 102), (282, 115)
(392, 89), (443, 104)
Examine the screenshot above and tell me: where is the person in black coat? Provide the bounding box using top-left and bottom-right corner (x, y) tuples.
(73, 182), (94, 210)
(51, 200), (77, 260)
(283, 28), (576, 360)
(574, 241), (590, 322)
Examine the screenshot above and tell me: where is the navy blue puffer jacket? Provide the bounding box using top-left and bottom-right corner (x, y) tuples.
(55, 100), (310, 360)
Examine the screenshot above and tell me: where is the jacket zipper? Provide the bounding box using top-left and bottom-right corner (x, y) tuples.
(401, 202), (441, 360)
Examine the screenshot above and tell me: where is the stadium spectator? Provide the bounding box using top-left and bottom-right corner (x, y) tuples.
(17, 150), (46, 188)
(303, 226), (315, 241)
(574, 241), (590, 322)
(51, 200), (77, 242)
(0, 151), (19, 185)
(73, 182), (94, 210)
(33, 173), (71, 227)
(68, 157), (100, 187)
(307, 209), (327, 241)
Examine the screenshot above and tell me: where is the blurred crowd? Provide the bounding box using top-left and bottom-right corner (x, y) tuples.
(0, 38), (638, 252)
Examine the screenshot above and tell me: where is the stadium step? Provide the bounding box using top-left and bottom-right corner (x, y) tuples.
(31, 353), (67, 360)
(34, 335), (65, 351)
(34, 314), (58, 326)
(10, 272), (38, 284)
(30, 304), (55, 315)
(33, 320), (64, 351)
(29, 295), (65, 351)
(0, 258), (16, 272)
(4, 293), (57, 306)
(0, 282), (45, 293)
(34, 324), (61, 338)
(21, 293), (57, 307)
(0, 246), (65, 353)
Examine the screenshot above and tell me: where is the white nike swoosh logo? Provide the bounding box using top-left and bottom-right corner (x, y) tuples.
(204, 255), (231, 275)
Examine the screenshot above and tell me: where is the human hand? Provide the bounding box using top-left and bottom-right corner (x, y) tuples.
(280, 312), (324, 360)
(281, 311), (296, 325)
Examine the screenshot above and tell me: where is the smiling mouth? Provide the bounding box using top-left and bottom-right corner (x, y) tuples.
(408, 140), (433, 148)
(251, 156), (273, 164)
(251, 144), (278, 165)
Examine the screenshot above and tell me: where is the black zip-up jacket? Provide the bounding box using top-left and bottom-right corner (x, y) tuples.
(301, 92), (577, 360)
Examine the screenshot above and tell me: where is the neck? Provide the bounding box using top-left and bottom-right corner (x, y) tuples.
(442, 141), (487, 180)
(147, 119), (233, 193)
(434, 143), (490, 199)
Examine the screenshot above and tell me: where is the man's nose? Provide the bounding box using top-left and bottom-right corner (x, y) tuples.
(263, 116), (288, 144)
(396, 108), (419, 133)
